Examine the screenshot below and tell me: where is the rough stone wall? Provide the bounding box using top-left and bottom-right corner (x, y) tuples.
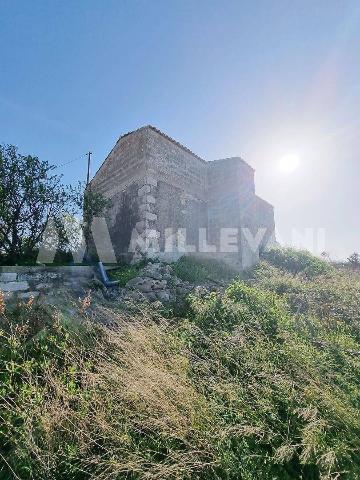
(90, 129), (153, 262)
(0, 266), (94, 302)
(91, 126), (275, 269)
(90, 129), (149, 198)
(207, 157), (275, 269)
(145, 128), (208, 260)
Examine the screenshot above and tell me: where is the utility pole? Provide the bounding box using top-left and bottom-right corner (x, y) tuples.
(86, 151), (92, 186)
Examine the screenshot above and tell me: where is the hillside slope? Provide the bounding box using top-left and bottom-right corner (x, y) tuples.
(0, 249), (359, 480)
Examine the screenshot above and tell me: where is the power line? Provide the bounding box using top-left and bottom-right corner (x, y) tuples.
(54, 153), (88, 170)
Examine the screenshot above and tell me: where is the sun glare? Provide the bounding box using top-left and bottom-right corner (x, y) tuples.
(278, 153), (300, 174)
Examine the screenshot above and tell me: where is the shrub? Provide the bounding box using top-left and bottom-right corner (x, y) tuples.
(173, 255), (238, 283)
(107, 263), (142, 286)
(262, 247), (333, 278)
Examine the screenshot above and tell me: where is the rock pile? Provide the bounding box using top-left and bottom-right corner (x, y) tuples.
(119, 262), (194, 303)
(103, 262), (223, 305)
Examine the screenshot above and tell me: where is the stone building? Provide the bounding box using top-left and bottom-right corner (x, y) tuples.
(90, 125), (275, 269)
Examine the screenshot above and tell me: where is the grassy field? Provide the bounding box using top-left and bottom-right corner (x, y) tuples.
(0, 249), (359, 479)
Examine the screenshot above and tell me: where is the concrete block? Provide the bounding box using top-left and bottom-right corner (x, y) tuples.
(138, 185), (151, 196)
(0, 273), (17, 282)
(0, 281), (29, 292)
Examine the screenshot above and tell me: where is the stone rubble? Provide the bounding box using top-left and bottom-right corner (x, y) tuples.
(108, 261), (219, 304)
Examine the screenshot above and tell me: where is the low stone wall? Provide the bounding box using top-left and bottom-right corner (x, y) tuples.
(0, 266), (94, 301)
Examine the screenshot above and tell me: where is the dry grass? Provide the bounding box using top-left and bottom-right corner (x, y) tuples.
(1, 250), (360, 479)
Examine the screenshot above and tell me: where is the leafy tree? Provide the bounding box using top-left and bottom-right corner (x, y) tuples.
(70, 182), (111, 257)
(0, 144), (71, 264)
(39, 182), (111, 264)
(348, 252), (360, 268)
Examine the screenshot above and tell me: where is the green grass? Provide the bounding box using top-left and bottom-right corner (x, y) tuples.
(172, 255), (238, 283)
(262, 246), (333, 278)
(107, 263), (143, 286)
(0, 247), (359, 479)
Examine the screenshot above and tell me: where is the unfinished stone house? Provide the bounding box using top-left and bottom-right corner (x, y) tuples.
(90, 125), (275, 269)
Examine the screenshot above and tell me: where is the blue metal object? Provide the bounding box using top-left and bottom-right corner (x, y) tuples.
(97, 262), (120, 287)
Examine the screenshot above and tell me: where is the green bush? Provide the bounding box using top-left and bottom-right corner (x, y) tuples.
(107, 263), (142, 286)
(262, 247), (333, 278)
(173, 255), (238, 283)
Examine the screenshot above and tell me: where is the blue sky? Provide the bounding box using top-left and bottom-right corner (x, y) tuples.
(1, 0), (359, 259)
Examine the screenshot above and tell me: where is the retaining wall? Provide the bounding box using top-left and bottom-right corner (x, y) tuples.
(0, 266), (94, 301)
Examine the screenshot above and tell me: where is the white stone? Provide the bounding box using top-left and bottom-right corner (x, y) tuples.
(135, 220), (147, 233)
(144, 212), (157, 221)
(140, 229), (160, 239)
(0, 273), (17, 282)
(145, 195), (156, 204)
(35, 283), (51, 290)
(0, 281), (29, 292)
(144, 176), (157, 187)
(138, 185), (151, 196)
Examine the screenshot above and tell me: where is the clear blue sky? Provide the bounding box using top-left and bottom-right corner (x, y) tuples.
(1, 0), (359, 259)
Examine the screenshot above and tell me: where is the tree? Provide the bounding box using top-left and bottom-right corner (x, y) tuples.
(348, 252), (360, 269)
(72, 182), (112, 261)
(0, 144), (71, 264)
(71, 182), (111, 233)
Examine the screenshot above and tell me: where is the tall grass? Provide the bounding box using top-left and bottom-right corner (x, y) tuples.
(0, 248), (359, 479)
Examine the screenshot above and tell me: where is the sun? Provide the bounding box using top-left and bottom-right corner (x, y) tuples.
(278, 153), (300, 174)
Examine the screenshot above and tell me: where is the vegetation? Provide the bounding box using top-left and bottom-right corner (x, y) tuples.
(0, 144), (70, 265)
(172, 255), (238, 283)
(347, 252), (360, 269)
(0, 247), (359, 479)
(107, 262), (144, 286)
(261, 247), (333, 278)
(0, 145), (110, 265)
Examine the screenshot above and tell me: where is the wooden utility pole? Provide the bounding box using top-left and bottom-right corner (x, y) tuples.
(86, 151), (92, 186)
